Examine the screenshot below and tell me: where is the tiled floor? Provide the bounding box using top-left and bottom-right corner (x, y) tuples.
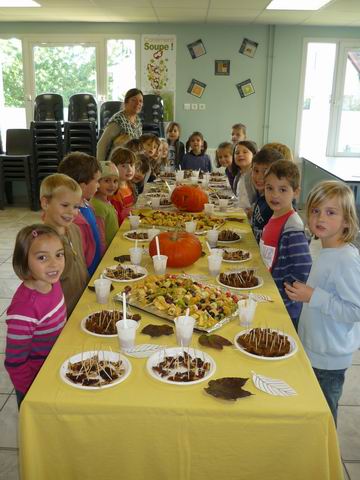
(0, 205), (359, 480)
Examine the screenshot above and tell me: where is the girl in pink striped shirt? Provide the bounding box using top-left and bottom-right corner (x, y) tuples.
(4, 224), (67, 407)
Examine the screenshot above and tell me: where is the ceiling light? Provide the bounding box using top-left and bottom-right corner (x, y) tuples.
(0, 0), (40, 6)
(266, 0), (331, 10)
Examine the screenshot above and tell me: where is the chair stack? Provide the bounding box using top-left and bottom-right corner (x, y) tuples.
(31, 121), (64, 210)
(99, 100), (122, 138)
(139, 94), (165, 137)
(0, 129), (35, 210)
(34, 93), (64, 122)
(64, 93), (98, 155)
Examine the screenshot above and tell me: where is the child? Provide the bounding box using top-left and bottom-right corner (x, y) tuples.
(40, 174), (89, 314)
(125, 138), (143, 154)
(232, 140), (258, 208)
(139, 133), (161, 181)
(5, 224), (67, 407)
(133, 153), (150, 195)
(262, 142), (293, 162)
(231, 123), (247, 145)
(58, 152), (105, 276)
(181, 131), (212, 172)
(251, 148), (284, 243)
(260, 160), (312, 329)
(158, 138), (169, 171)
(109, 147), (137, 225)
(285, 181), (360, 424)
(215, 141), (235, 189)
(166, 121), (185, 170)
(91, 161), (119, 247)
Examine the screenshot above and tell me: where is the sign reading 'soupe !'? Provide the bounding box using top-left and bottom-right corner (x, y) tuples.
(141, 34), (176, 121)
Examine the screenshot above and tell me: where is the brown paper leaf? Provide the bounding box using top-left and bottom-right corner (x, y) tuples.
(141, 324), (174, 337)
(205, 377), (253, 401)
(198, 334), (232, 350)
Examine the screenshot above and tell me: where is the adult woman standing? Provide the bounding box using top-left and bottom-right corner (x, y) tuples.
(97, 88), (143, 161)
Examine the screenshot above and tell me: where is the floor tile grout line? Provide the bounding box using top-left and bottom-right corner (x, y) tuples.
(0, 393), (11, 413)
(0, 446), (19, 452)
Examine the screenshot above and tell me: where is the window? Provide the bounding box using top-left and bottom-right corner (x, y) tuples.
(298, 39), (360, 157)
(0, 38), (26, 141)
(107, 39), (136, 101)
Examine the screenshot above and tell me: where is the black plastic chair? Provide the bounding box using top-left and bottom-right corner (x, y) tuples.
(0, 129), (35, 210)
(64, 121), (97, 156)
(34, 93), (64, 121)
(68, 94), (98, 126)
(100, 101), (122, 130)
(139, 94), (165, 136)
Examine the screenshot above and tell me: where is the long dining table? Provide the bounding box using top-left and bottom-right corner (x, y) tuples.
(19, 206), (344, 480)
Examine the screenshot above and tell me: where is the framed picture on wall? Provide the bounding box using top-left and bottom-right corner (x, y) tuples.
(239, 38), (258, 58)
(187, 39), (206, 59)
(187, 79), (207, 98)
(236, 79), (255, 98)
(215, 60), (230, 76)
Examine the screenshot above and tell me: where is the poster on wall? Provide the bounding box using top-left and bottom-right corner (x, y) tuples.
(239, 38), (258, 58)
(187, 79), (207, 98)
(215, 60), (230, 76)
(187, 39), (206, 59)
(236, 79), (255, 98)
(141, 34), (176, 121)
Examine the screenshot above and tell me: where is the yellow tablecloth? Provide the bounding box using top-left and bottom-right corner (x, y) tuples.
(19, 214), (344, 480)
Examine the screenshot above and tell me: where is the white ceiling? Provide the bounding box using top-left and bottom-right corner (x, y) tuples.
(0, 0), (360, 26)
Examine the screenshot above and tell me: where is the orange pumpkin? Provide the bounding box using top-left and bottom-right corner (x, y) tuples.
(149, 231), (202, 268)
(171, 185), (208, 213)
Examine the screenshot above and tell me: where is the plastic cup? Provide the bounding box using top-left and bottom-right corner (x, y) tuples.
(116, 319), (139, 350)
(174, 315), (196, 347)
(148, 228), (161, 242)
(237, 297), (258, 327)
(204, 203), (215, 215)
(218, 199), (229, 212)
(185, 220), (197, 233)
(207, 254), (222, 277)
(191, 170), (200, 179)
(206, 229), (219, 248)
(164, 166), (171, 173)
(129, 247), (143, 266)
(151, 197), (161, 208)
(211, 248), (224, 257)
(175, 170), (184, 182)
(190, 177), (198, 185)
(94, 278), (112, 304)
(129, 215), (140, 230)
(153, 254), (168, 275)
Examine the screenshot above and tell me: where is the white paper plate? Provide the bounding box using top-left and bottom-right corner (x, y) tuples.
(222, 248), (252, 263)
(80, 311), (118, 338)
(122, 344), (165, 358)
(60, 350), (132, 390)
(216, 274), (264, 291)
(217, 230), (245, 244)
(123, 229), (150, 242)
(146, 347), (216, 385)
(234, 330), (298, 361)
(103, 265), (148, 283)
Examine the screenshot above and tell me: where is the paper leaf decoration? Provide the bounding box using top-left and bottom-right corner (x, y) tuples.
(205, 377), (253, 401)
(199, 334), (232, 350)
(141, 324), (174, 337)
(252, 371), (297, 397)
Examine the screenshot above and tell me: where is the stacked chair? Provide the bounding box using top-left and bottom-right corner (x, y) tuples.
(0, 129), (35, 210)
(139, 94), (165, 137)
(31, 121), (64, 210)
(64, 93), (98, 155)
(34, 93), (64, 122)
(99, 100), (122, 137)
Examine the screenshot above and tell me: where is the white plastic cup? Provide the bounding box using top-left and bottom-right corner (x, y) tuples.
(185, 220), (197, 233)
(129, 215), (140, 229)
(153, 254), (168, 275)
(151, 197), (161, 208)
(148, 228), (161, 242)
(211, 248), (224, 257)
(174, 315), (196, 347)
(190, 176), (198, 185)
(206, 229), (219, 248)
(207, 254), (222, 277)
(129, 247), (143, 266)
(204, 203), (215, 215)
(237, 298), (258, 327)
(191, 170), (200, 179)
(94, 278), (112, 304)
(116, 319), (139, 349)
(175, 170), (184, 182)
(218, 199), (229, 212)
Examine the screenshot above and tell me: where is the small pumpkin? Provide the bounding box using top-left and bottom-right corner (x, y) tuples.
(171, 185), (208, 213)
(149, 231), (202, 268)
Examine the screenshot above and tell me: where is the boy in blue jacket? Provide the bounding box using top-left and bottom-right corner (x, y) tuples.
(260, 160), (312, 329)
